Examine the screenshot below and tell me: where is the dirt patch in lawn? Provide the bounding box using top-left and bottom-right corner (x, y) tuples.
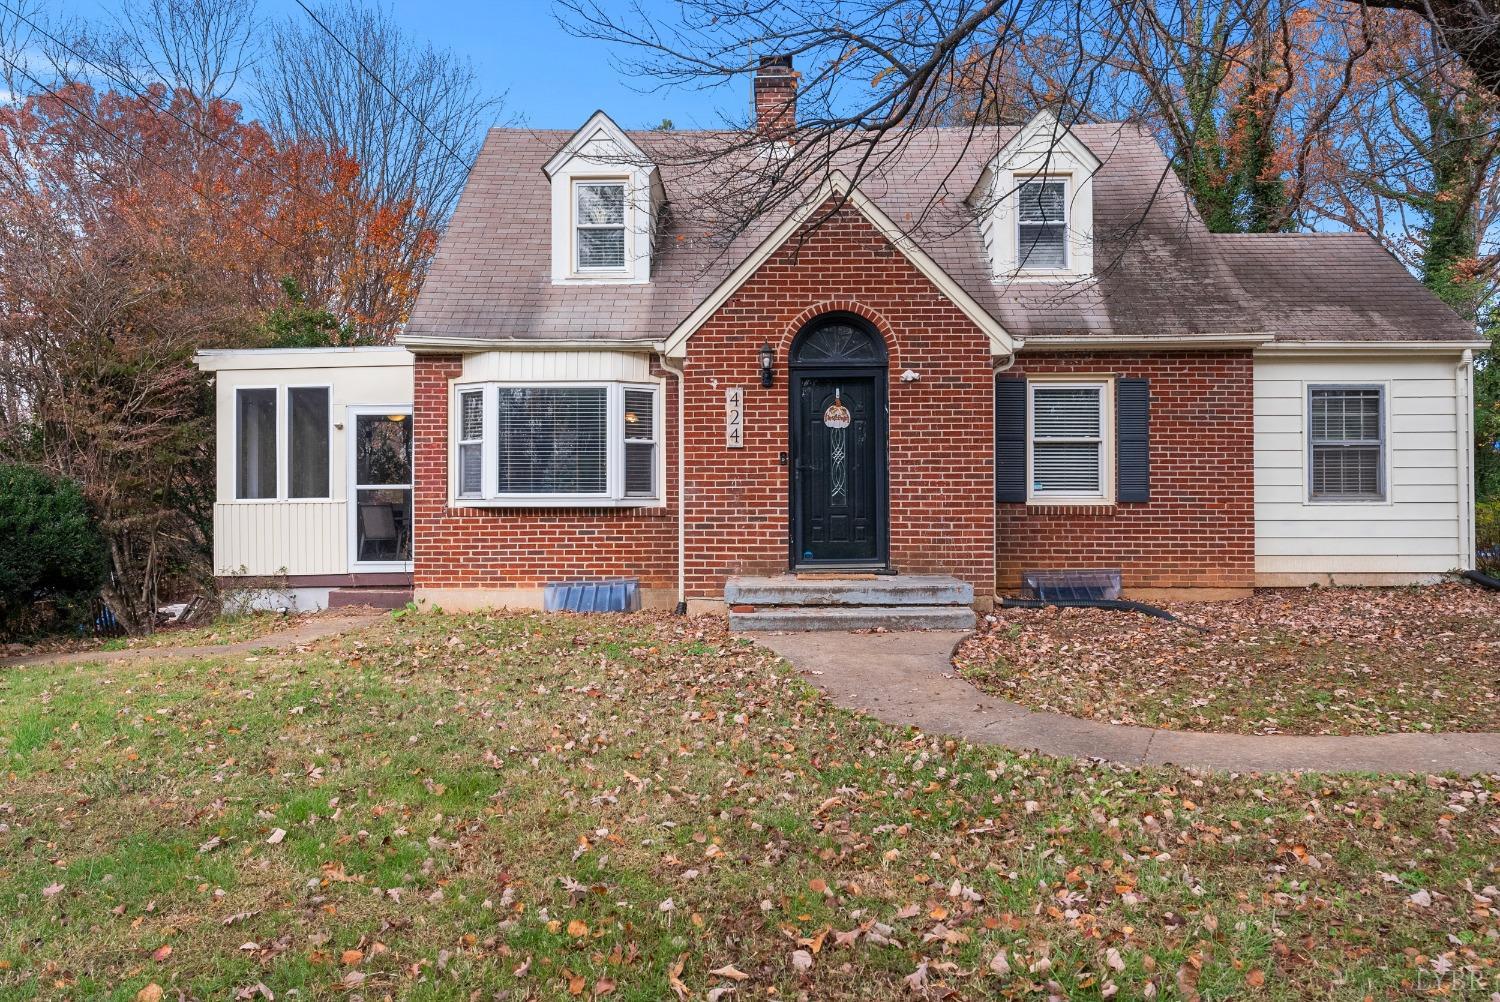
(954, 583), (1500, 736)
(1, 610), (1495, 999)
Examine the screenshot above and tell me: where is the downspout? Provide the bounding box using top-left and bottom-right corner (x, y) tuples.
(1457, 350), (1475, 570)
(660, 353), (688, 614)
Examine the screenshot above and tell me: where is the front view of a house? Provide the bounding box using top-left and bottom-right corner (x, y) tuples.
(197, 59), (1487, 622)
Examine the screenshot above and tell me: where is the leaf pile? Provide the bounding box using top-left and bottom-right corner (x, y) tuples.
(955, 584), (1500, 735)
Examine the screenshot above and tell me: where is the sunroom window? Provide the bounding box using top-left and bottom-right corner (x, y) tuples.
(1029, 381), (1108, 499)
(454, 382), (661, 504)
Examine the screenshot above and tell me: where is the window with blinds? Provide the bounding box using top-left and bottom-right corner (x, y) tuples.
(575, 182), (626, 271)
(497, 387), (609, 494)
(457, 389), (484, 497)
(1309, 385), (1384, 501)
(1017, 179), (1067, 270)
(1030, 383), (1105, 497)
(623, 388), (656, 498)
(457, 381), (660, 503)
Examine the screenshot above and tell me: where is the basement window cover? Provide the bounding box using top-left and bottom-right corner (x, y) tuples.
(543, 579), (642, 613)
(1022, 569), (1122, 602)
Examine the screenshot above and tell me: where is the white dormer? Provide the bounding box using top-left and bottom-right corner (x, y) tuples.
(970, 110), (1099, 282)
(544, 111), (663, 285)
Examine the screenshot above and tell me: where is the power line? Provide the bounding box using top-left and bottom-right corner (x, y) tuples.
(290, 0), (470, 171)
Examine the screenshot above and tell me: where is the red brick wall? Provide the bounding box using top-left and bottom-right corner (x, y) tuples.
(412, 354), (678, 592)
(995, 351), (1255, 592)
(680, 202), (996, 601)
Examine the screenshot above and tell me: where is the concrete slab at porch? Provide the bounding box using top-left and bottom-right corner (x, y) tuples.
(751, 630), (1500, 775)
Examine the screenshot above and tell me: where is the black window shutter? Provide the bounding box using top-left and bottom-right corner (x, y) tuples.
(1117, 378), (1150, 502)
(995, 376), (1027, 502)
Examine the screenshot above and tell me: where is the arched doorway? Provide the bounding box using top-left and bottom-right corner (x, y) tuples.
(787, 313), (889, 568)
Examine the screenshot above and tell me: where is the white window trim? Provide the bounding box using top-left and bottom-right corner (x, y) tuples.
(572, 179), (629, 276)
(1025, 376), (1114, 504)
(232, 383), (335, 503)
(1015, 175), (1070, 275)
(347, 404), (414, 572)
(449, 379), (665, 508)
(1305, 382), (1390, 506)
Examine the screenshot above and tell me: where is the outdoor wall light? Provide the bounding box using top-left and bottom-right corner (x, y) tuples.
(759, 342), (775, 388)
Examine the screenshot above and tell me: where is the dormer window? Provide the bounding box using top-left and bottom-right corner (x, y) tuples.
(1017, 178), (1068, 271)
(545, 111), (662, 285)
(575, 181), (627, 272)
(970, 110), (1098, 282)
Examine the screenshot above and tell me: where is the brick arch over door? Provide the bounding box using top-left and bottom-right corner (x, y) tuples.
(680, 198), (996, 607)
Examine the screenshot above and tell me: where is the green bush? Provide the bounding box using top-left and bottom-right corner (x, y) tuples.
(0, 463), (109, 638)
(1479, 500), (1500, 574)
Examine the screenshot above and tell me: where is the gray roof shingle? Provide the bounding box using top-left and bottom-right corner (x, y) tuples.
(403, 122), (1474, 346)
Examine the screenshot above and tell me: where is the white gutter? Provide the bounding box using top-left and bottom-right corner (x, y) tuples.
(399, 335), (667, 353)
(659, 353), (688, 613)
(1024, 333), (1273, 350)
(1457, 350), (1476, 570)
(1257, 339), (1491, 355)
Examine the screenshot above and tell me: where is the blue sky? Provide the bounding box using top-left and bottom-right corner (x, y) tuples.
(61, 0), (739, 132)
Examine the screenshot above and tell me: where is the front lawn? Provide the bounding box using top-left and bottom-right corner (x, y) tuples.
(5, 610), (311, 659)
(1, 611), (1496, 1000)
(955, 584), (1500, 736)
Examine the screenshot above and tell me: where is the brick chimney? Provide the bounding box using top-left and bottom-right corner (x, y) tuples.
(754, 55), (798, 138)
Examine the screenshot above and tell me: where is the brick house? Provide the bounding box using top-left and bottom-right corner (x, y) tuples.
(197, 59), (1486, 625)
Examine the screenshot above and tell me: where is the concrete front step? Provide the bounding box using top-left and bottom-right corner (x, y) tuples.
(725, 574), (973, 607)
(730, 604), (976, 632)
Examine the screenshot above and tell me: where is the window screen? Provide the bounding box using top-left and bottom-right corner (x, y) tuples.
(576, 182), (625, 270)
(1031, 384), (1103, 495)
(1309, 386), (1384, 500)
(288, 387), (330, 498)
(496, 387), (608, 494)
(236, 388), (277, 499)
(623, 388), (656, 498)
(458, 389), (484, 498)
(1018, 179), (1067, 270)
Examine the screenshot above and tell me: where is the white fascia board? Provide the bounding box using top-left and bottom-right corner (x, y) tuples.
(193, 347), (413, 371)
(967, 109), (1102, 205)
(663, 170), (1016, 360)
(1022, 333), (1273, 351)
(399, 334), (664, 353)
(543, 110), (653, 179)
(1255, 339), (1491, 355)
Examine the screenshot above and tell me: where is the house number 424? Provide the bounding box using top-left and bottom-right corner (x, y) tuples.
(725, 387), (744, 449)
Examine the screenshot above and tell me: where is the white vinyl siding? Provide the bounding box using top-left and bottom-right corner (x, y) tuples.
(1254, 355), (1468, 581)
(1028, 381), (1109, 500)
(1017, 179), (1067, 270)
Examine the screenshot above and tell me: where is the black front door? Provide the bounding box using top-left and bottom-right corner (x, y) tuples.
(791, 372), (887, 566)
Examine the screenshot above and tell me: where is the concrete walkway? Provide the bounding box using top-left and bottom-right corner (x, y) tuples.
(1, 611), (383, 669)
(753, 630), (1500, 775)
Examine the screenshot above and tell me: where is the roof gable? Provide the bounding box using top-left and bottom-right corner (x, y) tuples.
(969, 109), (1102, 205)
(662, 170), (1016, 359)
(543, 110), (655, 179)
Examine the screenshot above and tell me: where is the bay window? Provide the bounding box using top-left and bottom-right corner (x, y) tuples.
(454, 381), (662, 504)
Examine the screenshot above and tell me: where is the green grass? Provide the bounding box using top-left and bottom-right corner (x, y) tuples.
(0, 610), (1495, 1000)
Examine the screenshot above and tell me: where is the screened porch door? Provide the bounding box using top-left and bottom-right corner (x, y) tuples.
(348, 406), (413, 570)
